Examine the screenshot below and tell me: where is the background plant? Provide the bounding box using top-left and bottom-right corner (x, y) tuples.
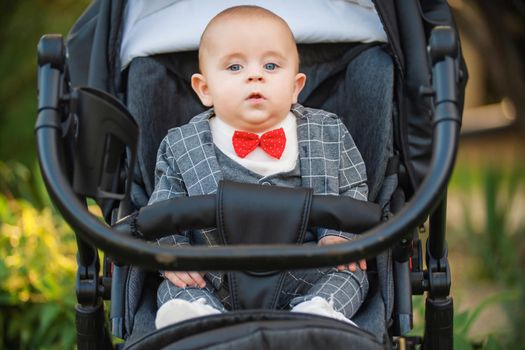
(412, 164), (525, 349)
(0, 0), (90, 166)
(460, 166), (525, 285)
(0, 161), (77, 350)
(411, 291), (516, 350)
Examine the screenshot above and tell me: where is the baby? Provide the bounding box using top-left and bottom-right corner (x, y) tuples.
(151, 5), (369, 328)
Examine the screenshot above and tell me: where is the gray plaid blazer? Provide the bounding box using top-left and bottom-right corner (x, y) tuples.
(149, 103), (368, 249)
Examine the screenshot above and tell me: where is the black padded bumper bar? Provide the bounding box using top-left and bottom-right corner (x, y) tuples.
(116, 181), (382, 241)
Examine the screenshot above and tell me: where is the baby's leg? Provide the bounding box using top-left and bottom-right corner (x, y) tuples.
(281, 267), (369, 322)
(156, 278), (228, 328)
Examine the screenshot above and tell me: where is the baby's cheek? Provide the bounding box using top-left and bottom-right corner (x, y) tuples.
(214, 98), (237, 116)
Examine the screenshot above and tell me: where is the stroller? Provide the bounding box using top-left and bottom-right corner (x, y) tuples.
(36, 1), (467, 349)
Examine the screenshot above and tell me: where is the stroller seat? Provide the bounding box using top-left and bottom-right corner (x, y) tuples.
(120, 42), (396, 345)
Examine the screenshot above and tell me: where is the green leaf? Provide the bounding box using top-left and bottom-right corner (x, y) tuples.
(453, 334), (473, 350)
(454, 309), (470, 335)
(461, 291), (517, 335)
(484, 335), (506, 350)
(37, 303), (62, 340)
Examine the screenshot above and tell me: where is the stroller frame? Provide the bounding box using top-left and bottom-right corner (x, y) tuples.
(36, 1), (466, 349)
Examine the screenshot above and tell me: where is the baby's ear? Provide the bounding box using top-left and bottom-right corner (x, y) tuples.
(191, 73), (213, 107)
(292, 73), (306, 104)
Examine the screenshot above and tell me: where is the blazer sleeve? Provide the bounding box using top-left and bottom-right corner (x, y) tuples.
(318, 118), (369, 241)
(148, 132), (191, 247)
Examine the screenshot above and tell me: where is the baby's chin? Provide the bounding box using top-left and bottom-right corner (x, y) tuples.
(235, 111), (288, 132)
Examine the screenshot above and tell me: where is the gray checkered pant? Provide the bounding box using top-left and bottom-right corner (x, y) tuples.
(157, 267), (368, 320)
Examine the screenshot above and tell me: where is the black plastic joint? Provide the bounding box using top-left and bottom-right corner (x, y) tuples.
(426, 243), (451, 299)
(35, 109), (62, 131)
(393, 237), (412, 263)
(37, 34), (65, 70)
(433, 58), (458, 104)
(428, 26), (457, 64)
(433, 102), (461, 125)
(76, 257), (101, 306)
(410, 270), (427, 295)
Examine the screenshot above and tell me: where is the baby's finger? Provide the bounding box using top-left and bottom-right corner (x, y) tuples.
(348, 263), (357, 272)
(175, 272), (198, 287)
(188, 272), (206, 288)
(164, 272), (187, 288)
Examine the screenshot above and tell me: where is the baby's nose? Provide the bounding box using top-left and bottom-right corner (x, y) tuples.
(248, 75), (263, 82)
(247, 70), (264, 82)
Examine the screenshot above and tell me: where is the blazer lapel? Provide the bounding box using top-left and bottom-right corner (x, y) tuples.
(293, 104), (317, 189)
(171, 109), (223, 196)
(293, 104), (339, 194)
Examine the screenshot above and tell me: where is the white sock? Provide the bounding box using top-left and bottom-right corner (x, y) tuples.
(291, 296), (357, 326)
(155, 298), (222, 329)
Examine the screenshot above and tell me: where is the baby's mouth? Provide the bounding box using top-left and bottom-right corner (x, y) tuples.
(247, 92), (265, 101)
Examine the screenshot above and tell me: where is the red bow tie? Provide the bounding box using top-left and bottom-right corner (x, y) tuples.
(232, 128), (286, 159)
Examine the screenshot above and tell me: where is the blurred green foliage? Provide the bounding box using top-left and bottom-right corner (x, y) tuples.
(0, 0), (90, 166)
(1, 2), (90, 348)
(415, 163), (525, 349)
(412, 291), (517, 350)
(0, 161), (77, 349)
(461, 166), (525, 348)
(462, 166), (525, 285)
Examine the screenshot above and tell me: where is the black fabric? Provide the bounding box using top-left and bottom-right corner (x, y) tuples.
(226, 271), (286, 311)
(126, 274), (157, 343)
(384, 154), (400, 177)
(394, 0), (434, 195)
(392, 0), (468, 192)
(127, 54), (204, 201)
(373, 1), (403, 71)
(67, 0), (126, 93)
(217, 181), (312, 310)
(298, 43), (376, 106)
(124, 311), (386, 350)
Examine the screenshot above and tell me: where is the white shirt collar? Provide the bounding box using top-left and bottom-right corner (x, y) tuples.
(209, 112), (298, 177)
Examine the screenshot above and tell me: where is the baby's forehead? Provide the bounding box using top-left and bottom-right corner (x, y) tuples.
(202, 11), (295, 47)
(199, 8), (298, 69)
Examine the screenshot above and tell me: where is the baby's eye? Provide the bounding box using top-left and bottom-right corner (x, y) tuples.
(264, 63), (278, 71)
(227, 64), (242, 71)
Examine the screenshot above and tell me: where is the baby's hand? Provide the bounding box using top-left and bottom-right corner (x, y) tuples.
(164, 271), (206, 289)
(317, 236), (367, 272)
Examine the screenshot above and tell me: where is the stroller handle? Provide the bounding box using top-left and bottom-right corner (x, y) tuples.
(36, 27), (461, 271)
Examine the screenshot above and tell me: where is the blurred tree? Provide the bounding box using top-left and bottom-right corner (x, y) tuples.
(0, 0), (90, 166)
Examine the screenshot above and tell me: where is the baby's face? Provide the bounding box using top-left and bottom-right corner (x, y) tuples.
(192, 16), (306, 132)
